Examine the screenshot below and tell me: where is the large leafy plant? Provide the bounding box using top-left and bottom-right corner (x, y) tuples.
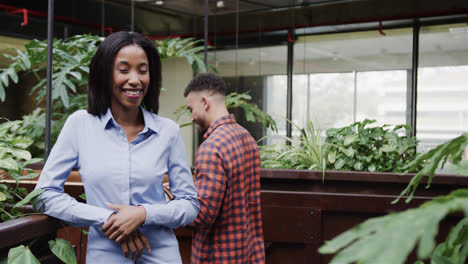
(0, 34), (100, 106)
(155, 37), (215, 74)
(324, 119), (420, 172)
(319, 133), (468, 264)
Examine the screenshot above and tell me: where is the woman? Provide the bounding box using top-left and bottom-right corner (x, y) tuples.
(34, 31), (199, 263)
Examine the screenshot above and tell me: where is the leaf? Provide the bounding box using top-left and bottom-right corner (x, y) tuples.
(17, 173), (40, 180)
(58, 84), (70, 108)
(0, 157), (18, 170)
(11, 137), (34, 149)
(49, 238), (77, 264)
(335, 158), (345, 170)
(22, 158), (43, 166)
(381, 144), (397, 153)
(7, 245), (40, 264)
(68, 71), (82, 80)
(354, 162), (363, 171)
(14, 188), (45, 208)
(343, 147), (355, 158)
(344, 134), (358, 146)
(9, 148), (32, 161)
(0, 70), (9, 86)
(0, 80), (5, 101)
(328, 151), (336, 163)
(0, 191), (6, 202)
(451, 162), (468, 175)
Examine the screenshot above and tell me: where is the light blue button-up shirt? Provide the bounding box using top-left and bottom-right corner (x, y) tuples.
(34, 107), (199, 264)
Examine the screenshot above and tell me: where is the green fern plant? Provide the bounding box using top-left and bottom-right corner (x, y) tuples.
(395, 133), (468, 203)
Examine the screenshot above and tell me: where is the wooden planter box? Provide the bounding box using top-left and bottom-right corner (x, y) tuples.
(6, 168), (468, 264)
(177, 169), (468, 263)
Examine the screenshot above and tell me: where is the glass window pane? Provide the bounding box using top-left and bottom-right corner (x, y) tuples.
(356, 70), (407, 126)
(208, 46), (287, 143)
(308, 73), (355, 130)
(293, 28), (412, 134)
(265, 75), (287, 144)
(417, 23), (468, 155)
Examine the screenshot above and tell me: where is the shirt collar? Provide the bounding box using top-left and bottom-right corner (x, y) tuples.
(100, 106), (160, 134)
(204, 114), (236, 139)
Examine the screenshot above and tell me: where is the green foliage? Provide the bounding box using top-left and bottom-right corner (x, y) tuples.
(5, 239), (76, 264)
(427, 218), (468, 264)
(319, 189), (468, 264)
(0, 35), (100, 158)
(49, 238), (77, 264)
(324, 119), (420, 172)
(0, 129), (42, 221)
(174, 92), (278, 132)
(0, 35), (102, 106)
(0, 109), (45, 158)
(154, 37), (215, 74)
(13, 189), (45, 209)
(7, 245), (40, 264)
(396, 133), (468, 203)
(259, 120), (324, 171)
(226, 92), (277, 133)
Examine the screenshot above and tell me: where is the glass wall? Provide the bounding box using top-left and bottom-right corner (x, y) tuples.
(208, 45), (288, 143)
(291, 28), (412, 135)
(209, 19), (468, 165)
(417, 23), (468, 154)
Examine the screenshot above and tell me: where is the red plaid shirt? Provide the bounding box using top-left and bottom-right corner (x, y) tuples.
(188, 114), (265, 264)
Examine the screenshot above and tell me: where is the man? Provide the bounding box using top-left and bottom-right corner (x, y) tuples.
(184, 73), (265, 263)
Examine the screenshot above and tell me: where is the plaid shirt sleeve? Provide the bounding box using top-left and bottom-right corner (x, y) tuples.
(187, 143), (226, 229)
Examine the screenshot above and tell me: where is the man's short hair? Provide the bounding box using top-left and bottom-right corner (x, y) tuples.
(184, 73), (227, 97)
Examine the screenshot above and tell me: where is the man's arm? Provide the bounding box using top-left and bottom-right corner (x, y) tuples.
(188, 145), (226, 229)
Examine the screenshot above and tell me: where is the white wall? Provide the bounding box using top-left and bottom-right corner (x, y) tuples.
(159, 57), (194, 164)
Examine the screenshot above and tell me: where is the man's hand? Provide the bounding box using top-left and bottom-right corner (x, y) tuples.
(163, 182), (175, 201)
(102, 203), (146, 242)
(120, 230), (151, 261)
